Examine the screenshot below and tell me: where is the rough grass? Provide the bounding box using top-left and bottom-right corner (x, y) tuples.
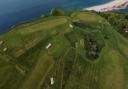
(19, 51), (54, 89)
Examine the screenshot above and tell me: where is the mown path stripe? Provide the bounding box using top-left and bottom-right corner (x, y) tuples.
(19, 51), (54, 89)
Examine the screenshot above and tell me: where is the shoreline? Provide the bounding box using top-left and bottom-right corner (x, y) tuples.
(84, 0), (128, 12)
(0, 0), (128, 34)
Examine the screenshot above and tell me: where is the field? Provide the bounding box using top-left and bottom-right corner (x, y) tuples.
(0, 11), (128, 89)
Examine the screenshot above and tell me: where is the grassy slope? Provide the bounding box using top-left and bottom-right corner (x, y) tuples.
(0, 11), (128, 89)
(62, 12), (127, 89)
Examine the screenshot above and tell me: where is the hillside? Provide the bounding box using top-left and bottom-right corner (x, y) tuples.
(98, 12), (128, 39)
(0, 11), (128, 89)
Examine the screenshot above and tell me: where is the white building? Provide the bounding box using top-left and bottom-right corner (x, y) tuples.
(125, 30), (128, 33)
(50, 77), (54, 85)
(69, 24), (73, 28)
(46, 43), (52, 49)
(3, 48), (7, 52)
(0, 40), (3, 45)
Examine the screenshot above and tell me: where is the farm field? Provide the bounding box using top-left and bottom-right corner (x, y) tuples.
(0, 11), (128, 89)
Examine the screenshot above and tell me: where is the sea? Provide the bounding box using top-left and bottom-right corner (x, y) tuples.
(0, 0), (127, 33)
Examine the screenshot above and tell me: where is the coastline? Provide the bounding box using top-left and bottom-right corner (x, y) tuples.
(0, 0), (127, 34)
(84, 0), (128, 12)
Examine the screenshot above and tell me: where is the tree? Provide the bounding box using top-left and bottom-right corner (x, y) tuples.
(51, 8), (65, 16)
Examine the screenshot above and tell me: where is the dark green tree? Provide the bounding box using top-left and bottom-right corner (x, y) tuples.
(51, 8), (65, 16)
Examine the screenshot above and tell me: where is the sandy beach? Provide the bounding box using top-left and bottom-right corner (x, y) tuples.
(84, 0), (128, 12)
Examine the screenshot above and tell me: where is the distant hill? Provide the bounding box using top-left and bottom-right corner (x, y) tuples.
(0, 10), (128, 89)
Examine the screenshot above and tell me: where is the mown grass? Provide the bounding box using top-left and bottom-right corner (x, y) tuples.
(0, 11), (128, 89)
(19, 51), (54, 89)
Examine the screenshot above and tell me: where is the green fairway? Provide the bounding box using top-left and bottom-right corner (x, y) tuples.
(0, 11), (128, 89)
(19, 51), (54, 89)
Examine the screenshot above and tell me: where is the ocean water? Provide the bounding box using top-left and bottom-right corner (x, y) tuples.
(0, 0), (117, 33)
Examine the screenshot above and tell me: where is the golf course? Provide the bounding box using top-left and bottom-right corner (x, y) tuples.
(0, 10), (128, 89)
